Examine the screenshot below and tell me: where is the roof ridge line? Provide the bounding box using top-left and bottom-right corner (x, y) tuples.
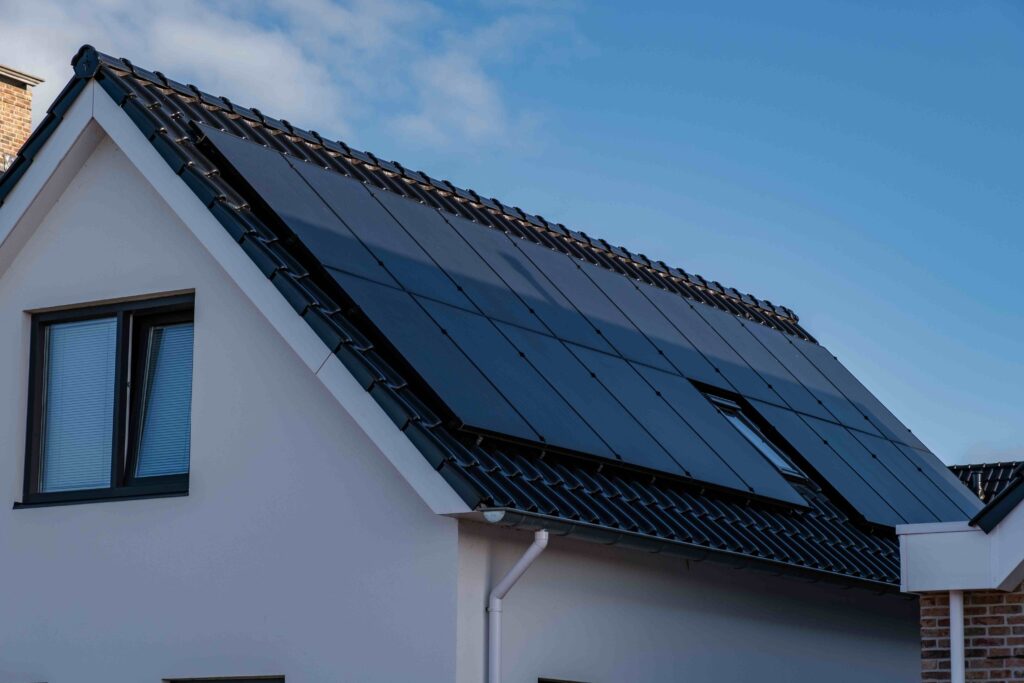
(79, 45), (804, 328)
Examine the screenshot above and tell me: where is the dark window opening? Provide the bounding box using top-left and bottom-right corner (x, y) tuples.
(705, 393), (806, 479)
(20, 295), (194, 507)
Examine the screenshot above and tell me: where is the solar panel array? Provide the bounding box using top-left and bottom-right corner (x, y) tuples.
(201, 124), (981, 525)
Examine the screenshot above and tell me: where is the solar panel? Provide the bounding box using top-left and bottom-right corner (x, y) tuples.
(790, 337), (928, 449)
(798, 416), (935, 522)
(742, 320), (883, 436)
(569, 344), (747, 487)
(495, 323), (683, 474)
(289, 159), (467, 309)
(749, 400), (905, 526)
(633, 365), (806, 504)
(695, 306), (829, 420)
(204, 125), (975, 517)
(329, 273), (537, 441)
(856, 433), (972, 521)
(581, 265), (723, 388)
(443, 213), (614, 352)
(897, 443), (983, 515)
(415, 297), (612, 458)
(512, 240), (673, 372)
(640, 286), (780, 404)
(199, 125), (393, 287)
(368, 188), (541, 332)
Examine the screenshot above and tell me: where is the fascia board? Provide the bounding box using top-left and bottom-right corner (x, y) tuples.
(899, 523), (991, 592)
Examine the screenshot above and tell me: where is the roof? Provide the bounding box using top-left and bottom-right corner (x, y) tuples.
(949, 462), (1024, 533)
(951, 461), (1023, 502)
(0, 46), (982, 590)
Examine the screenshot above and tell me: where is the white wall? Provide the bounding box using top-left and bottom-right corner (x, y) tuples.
(0, 135), (459, 682)
(457, 522), (919, 683)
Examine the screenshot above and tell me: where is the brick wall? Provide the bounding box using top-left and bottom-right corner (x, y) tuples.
(921, 585), (1024, 681)
(0, 75), (33, 170)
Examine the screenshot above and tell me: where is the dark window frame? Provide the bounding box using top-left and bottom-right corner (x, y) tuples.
(18, 294), (194, 508)
(704, 392), (808, 480)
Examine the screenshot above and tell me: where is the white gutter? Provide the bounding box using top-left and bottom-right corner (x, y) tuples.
(487, 528), (549, 683)
(950, 590), (965, 683)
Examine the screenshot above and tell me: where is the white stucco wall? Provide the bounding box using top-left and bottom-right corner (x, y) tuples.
(0, 134), (459, 682)
(457, 522), (919, 683)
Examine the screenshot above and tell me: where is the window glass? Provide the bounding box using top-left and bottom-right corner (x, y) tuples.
(710, 396), (805, 478)
(40, 317), (117, 492)
(135, 322), (194, 477)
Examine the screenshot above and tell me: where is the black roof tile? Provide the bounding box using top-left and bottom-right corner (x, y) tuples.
(952, 461), (1023, 502)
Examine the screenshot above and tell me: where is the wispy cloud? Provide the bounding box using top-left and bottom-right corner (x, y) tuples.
(0, 0), (580, 150)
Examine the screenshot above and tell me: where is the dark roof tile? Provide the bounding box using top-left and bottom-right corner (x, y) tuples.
(952, 461), (1023, 502)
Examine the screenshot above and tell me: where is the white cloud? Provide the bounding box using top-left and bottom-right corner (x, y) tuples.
(0, 0), (577, 149)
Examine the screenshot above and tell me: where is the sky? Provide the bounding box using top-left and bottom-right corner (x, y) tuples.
(1, 0), (1021, 465)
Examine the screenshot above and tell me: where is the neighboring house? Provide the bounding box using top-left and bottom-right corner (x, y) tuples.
(0, 64), (43, 172)
(0, 46), (982, 683)
(900, 461), (1024, 683)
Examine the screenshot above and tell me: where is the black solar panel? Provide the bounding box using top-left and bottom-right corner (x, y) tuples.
(513, 240), (673, 371)
(750, 400), (905, 526)
(790, 338), (928, 449)
(291, 160), (467, 308)
(372, 188), (541, 331)
(852, 433), (966, 521)
(200, 124), (975, 519)
(415, 297), (612, 457)
(741, 320), (884, 434)
(331, 273), (536, 441)
(697, 305), (829, 419)
(445, 212), (615, 351)
(896, 442), (983, 515)
(495, 322), (686, 476)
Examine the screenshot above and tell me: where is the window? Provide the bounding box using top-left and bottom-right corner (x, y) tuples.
(706, 394), (806, 478)
(22, 295), (194, 506)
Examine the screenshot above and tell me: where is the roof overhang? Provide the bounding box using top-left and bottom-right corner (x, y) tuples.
(898, 494), (1024, 592)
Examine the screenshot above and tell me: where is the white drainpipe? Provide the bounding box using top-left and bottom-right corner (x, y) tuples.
(487, 528), (549, 683)
(950, 590), (965, 683)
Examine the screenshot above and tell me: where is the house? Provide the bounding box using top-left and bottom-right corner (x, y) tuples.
(0, 46), (982, 683)
(900, 461), (1024, 683)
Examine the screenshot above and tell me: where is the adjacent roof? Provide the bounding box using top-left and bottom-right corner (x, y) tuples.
(948, 462), (1024, 533)
(951, 461), (1023, 502)
(0, 46), (982, 590)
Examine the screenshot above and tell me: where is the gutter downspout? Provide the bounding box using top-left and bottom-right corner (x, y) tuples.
(487, 528), (549, 683)
(950, 590), (965, 683)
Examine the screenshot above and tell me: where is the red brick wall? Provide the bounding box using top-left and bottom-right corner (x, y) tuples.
(0, 76), (32, 169)
(921, 586), (1024, 681)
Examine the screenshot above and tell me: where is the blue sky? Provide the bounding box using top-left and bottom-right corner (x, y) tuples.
(4, 1), (1022, 464)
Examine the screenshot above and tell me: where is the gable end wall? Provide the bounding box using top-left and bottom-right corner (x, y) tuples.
(0, 132), (458, 682)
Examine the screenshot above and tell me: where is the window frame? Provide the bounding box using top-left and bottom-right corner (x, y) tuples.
(20, 294), (194, 507)
(705, 392), (808, 480)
